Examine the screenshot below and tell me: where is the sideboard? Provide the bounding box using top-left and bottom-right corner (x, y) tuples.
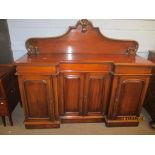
(15, 19), (154, 129)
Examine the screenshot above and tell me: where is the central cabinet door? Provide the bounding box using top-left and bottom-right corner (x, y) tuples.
(59, 72), (111, 117)
(84, 73), (111, 116)
(59, 72), (84, 116)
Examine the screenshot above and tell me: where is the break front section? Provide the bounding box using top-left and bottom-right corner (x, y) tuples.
(59, 63), (112, 123)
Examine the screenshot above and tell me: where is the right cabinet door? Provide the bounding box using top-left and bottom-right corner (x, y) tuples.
(84, 73), (111, 116)
(112, 76), (149, 117)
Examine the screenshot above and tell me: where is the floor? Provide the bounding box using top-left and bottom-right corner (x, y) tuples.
(0, 104), (155, 135)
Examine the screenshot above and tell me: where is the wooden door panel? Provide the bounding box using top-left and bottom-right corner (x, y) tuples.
(21, 76), (53, 120)
(24, 80), (49, 118)
(64, 76), (80, 112)
(60, 73), (84, 115)
(116, 79), (144, 116)
(85, 73), (111, 115)
(87, 77), (104, 112)
(113, 77), (146, 116)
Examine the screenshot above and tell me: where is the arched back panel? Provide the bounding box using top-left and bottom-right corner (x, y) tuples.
(26, 19), (138, 56)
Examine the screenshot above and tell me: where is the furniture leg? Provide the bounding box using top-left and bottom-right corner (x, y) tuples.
(8, 114), (13, 126)
(1, 116), (6, 126)
(19, 101), (22, 107)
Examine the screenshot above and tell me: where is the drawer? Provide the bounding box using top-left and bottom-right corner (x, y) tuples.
(0, 80), (5, 99)
(114, 65), (152, 75)
(16, 66), (57, 75)
(59, 63), (112, 72)
(0, 100), (8, 115)
(0, 70), (15, 99)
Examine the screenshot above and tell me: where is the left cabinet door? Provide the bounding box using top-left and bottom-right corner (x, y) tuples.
(18, 75), (60, 128)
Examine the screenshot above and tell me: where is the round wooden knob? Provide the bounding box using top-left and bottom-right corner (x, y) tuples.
(0, 102), (4, 105)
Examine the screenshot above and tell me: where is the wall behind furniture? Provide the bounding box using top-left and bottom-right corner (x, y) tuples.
(0, 19), (14, 63)
(7, 19), (155, 60)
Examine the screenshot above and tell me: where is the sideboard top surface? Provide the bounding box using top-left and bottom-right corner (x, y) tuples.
(16, 54), (153, 66)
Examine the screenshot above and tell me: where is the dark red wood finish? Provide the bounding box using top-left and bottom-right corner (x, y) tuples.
(16, 19), (154, 129)
(0, 65), (20, 126)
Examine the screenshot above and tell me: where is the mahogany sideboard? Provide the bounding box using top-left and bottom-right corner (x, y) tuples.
(144, 50), (155, 128)
(15, 19), (154, 129)
(0, 65), (20, 126)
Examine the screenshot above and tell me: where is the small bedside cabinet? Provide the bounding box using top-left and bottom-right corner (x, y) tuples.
(0, 65), (20, 126)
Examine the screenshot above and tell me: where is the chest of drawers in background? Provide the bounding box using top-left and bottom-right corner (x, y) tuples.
(0, 65), (20, 126)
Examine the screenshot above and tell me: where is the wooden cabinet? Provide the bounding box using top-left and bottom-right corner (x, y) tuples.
(0, 65), (20, 126)
(15, 19), (154, 129)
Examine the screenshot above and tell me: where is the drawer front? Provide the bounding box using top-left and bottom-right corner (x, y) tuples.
(59, 63), (112, 72)
(0, 69), (16, 99)
(0, 83), (5, 99)
(16, 66), (57, 75)
(114, 65), (152, 75)
(0, 100), (8, 115)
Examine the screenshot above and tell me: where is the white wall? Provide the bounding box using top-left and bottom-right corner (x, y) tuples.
(7, 19), (155, 60)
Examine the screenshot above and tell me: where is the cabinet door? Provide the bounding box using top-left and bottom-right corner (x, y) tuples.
(110, 76), (149, 117)
(84, 73), (111, 116)
(59, 72), (84, 116)
(19, 76), (54, 120)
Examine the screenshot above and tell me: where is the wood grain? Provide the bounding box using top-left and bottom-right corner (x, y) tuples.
(15, 19), (154, 128)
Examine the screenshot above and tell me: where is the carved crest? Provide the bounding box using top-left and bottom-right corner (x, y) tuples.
(76, 19), (92, 33)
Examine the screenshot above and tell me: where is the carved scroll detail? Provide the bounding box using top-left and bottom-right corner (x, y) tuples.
(126, 45), (138, 55)
(77, 19), (92, 33)
(27, 45), (39, 56)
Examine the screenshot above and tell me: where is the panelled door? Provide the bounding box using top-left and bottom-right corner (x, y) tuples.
(84, 72), (111, 116)
(59, 72), (84, 116)
(19, 75), (55, 121)
(110, 75), (149, 117)
(59, 72), (111, 117)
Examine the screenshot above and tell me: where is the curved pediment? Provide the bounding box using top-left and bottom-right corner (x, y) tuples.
(26, 19), (138, 56)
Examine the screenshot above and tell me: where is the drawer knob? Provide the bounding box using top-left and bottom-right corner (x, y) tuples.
(0, 102), (4, 105)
